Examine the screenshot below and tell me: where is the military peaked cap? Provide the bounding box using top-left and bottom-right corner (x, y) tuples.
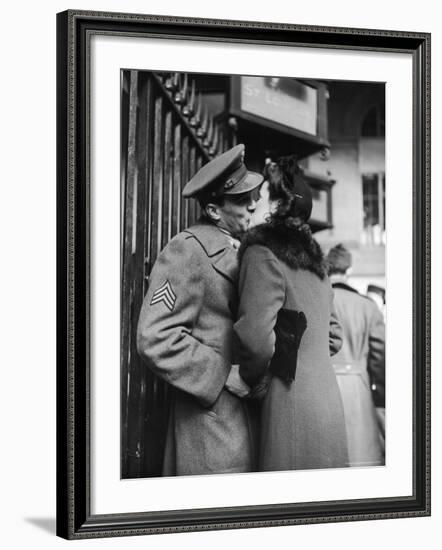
(182, 144), (263, 198)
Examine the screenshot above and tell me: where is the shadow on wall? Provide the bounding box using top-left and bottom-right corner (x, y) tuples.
(24, 517), (56, 535)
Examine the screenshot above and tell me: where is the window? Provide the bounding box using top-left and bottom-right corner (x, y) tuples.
(362, 173), (385, 245)
(361, 104), (385, 138)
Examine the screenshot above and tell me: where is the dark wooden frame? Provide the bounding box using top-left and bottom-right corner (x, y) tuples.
(56, 9), (431, 540)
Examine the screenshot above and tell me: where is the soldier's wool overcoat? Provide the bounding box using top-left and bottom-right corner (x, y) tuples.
(137, 220), (253, 476)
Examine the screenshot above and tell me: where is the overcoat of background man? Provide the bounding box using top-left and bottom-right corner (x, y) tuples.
(326, 244), (386, 467)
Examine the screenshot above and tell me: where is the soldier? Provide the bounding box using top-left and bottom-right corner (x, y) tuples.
(136, 144), (263, 476)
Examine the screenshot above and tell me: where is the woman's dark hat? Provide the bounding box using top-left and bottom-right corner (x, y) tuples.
(182, 144), (263, 198)
(291, 173), (313, 222)
(270, 156), (313, 222)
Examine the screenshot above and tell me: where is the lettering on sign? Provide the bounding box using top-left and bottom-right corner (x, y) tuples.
(240, 76), (317, 136)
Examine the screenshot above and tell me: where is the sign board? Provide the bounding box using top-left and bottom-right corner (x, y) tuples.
(240, 76), (318, 136)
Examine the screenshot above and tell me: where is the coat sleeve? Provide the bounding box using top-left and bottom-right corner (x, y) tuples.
(329, 286), (343, 356)
(234, 245), (286, 386)
(367, 305), (386, 407)
(136, 235), (229, 408)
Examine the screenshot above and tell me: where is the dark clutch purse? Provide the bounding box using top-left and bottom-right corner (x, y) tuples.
(269, 308), (307, 384)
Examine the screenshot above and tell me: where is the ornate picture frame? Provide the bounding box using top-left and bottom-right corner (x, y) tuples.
(56, 9), (430, 539)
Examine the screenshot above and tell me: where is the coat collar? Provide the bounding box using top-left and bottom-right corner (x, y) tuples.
(184, 219), (238, 284)
(184, 219), (231, 257)
(331, 281), (360, 294)
(211, 247), (238, 284)
(239, 223), (328, 280)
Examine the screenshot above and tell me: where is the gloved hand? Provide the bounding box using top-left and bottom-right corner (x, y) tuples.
(248, 373), (272, 401)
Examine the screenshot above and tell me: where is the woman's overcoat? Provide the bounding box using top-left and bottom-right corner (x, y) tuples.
(234, 224), (349, 471)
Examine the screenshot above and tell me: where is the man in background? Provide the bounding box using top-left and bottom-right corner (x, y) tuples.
(327, 244), (386, 466)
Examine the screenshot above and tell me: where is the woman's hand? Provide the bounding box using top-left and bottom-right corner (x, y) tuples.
(248, 373), (272, 400)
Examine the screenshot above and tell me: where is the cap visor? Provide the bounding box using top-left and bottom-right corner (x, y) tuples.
(223, 171), (264, 195)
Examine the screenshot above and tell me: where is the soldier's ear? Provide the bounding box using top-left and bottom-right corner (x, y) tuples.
(205, 203), (221, 222)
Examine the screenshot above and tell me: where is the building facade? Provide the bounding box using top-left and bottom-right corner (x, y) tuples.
(308, 81), (386, 292)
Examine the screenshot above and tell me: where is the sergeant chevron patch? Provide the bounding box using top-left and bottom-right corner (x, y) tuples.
(150, 280), (177, 311)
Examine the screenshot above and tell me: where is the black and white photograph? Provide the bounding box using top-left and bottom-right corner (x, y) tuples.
(121, 70), (386, 479)
(52, 7), (431, 541)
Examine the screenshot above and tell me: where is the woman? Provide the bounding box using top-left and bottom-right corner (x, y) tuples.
(234, 158), (349, 471)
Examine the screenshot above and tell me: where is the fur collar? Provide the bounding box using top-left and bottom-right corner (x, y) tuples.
(239, 223), (327, 280)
